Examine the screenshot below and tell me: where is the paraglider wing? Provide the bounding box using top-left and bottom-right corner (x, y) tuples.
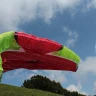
(2, 51), (78, 72)
(0, 31), (80, 78)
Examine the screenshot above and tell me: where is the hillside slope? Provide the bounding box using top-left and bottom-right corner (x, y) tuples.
(0, 84), (61, 96)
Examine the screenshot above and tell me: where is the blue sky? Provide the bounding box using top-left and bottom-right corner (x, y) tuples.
(1, 0), (96, 95)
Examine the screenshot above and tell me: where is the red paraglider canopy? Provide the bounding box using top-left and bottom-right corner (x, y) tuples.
(2, 51), (77, 72)
(1, 32), (77, 72)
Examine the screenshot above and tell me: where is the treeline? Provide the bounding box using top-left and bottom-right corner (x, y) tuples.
(22, 75), (85, 96)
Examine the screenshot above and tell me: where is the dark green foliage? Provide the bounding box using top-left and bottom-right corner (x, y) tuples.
(22, 75), (64, 95)
(22, 75), (85, 96)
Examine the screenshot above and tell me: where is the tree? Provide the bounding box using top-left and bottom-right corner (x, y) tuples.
(22, 75), (86, 96)
(22, 75), (64, 94)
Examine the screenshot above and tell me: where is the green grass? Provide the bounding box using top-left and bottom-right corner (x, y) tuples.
(0, 84), (62, 96)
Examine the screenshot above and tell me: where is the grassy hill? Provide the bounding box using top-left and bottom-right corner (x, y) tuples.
(0, 84), (62, 96)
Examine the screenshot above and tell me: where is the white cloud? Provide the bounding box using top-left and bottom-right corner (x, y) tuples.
(3, 69), (28, 81)
(63, 26), (78, 47)
(2, 70), (67, 86)
(1, 0), (96, 32)
(43, 70), (67, 83)
(71, 56), (96, 93)
(70, 56), (96, 95)
(68, 56), (96, 95)
(82, 0), (96, 12)
(27, 70), (67, 84)
(76, 57), (96, 77)
(92, 81), (96, 95)
(86, 0), (96, 9)
(93, 81), (96, 91)
(67, 82), (87, 95)
(67, 83), (81, 92)
(0, 0), (82, 32)
(95, 44), (96, 54)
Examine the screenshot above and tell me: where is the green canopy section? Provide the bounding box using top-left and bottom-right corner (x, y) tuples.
(0, 31), (20, 53)
(0, 55), (3, 82)
(53, 46), (80, 64)
(0, 31), (20, 81)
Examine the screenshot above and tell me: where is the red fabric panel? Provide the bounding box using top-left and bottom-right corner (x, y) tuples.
(2, 51), (77, 72)
(1, 32), (77, 72)
(15, 32), (62, 54)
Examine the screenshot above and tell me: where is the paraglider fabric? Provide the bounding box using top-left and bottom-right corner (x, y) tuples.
(0, 31), (80, 80)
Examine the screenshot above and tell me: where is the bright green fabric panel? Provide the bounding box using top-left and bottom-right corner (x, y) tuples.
(0, 56), (3, 71)
(0, 31), (20, 78)
(0, 31), (20, 53)
(0, 55), (3, 80)
(53, 46), (80, 64)
(0, 55), (3, 82)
